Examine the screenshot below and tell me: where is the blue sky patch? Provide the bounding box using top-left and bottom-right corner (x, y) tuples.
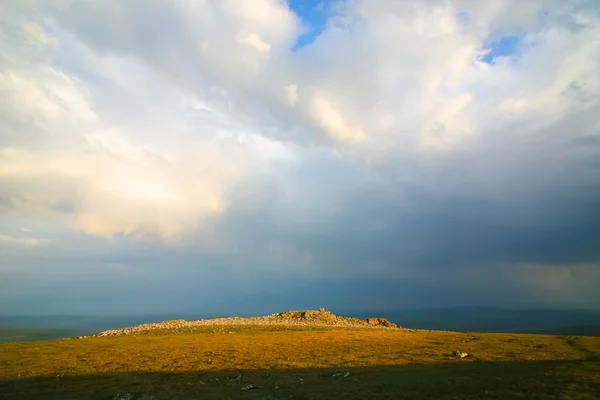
(482, 35), (521, 64)
(289, 0), (332, 50)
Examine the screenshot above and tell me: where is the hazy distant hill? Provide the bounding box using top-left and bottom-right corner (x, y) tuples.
(0, 328), (85, 343)
(347, 308), (600, 335)
(530, 325), (600, 337)
(1, 308), (598, 342)
(0, 314), (206, 333)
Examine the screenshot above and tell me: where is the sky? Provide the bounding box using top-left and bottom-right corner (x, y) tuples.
(1, 0), (600, 316)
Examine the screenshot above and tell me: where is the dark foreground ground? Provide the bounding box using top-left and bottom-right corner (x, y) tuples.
(1, 325), (599, 399)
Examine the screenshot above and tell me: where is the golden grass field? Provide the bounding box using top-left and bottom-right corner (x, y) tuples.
(1, 325), (599, 399)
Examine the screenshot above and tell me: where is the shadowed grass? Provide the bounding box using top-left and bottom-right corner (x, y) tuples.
(2, 361), (599, 400)
(1, 325), (599, 399)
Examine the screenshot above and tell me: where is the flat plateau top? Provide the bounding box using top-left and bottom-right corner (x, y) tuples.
(1, 325), (599, 399)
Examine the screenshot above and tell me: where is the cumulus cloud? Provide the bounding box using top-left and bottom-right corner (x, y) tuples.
(1, 0), (599, 314)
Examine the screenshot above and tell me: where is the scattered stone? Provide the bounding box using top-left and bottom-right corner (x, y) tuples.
(112, 393), (155, 400)
(332, 372), (351, 378)
(452, 349), (469, 358)
(241, 384), (258, 391)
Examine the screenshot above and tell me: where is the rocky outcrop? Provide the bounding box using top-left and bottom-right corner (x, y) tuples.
(275, 309), (342, 323)
(97, 309), (400, 337)
(365, 317), (396, 327)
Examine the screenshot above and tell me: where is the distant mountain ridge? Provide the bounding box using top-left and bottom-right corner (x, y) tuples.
(528, 325), (600, 337)
(345, 308), (600, 335)
(1, 307), (598, 339)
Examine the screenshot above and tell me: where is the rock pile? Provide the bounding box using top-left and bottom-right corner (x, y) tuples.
(97, 309), (399, 337)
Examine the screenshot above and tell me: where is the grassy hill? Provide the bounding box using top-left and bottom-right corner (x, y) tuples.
(1, 324), (599, 399)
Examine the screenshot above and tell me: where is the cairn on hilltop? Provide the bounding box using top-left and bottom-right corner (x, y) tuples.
(273, 308), (398, 328)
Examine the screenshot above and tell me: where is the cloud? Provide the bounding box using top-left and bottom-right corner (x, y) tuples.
(1, 0), (600, 314)
(0, 10), (294, 240)
(235, 31), (271, 53)
(284, 84), (298, 107)
(0, 235), (49, 247)
(310, 91), (366, 142)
